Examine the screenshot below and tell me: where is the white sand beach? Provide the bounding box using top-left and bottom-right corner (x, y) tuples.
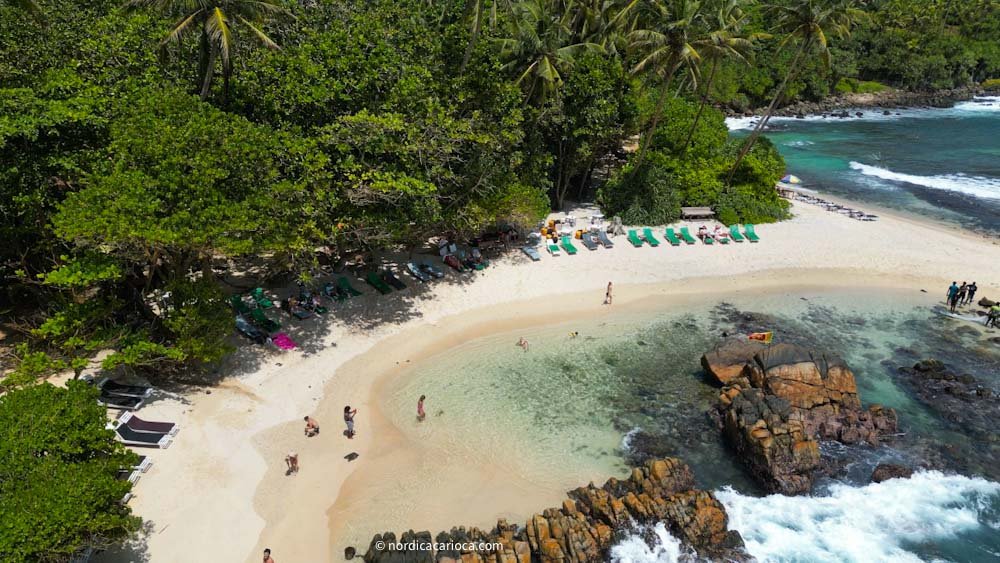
(97, 201), (1000, 563)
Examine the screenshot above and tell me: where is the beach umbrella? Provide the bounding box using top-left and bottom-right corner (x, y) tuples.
(781, 174), (802, 184)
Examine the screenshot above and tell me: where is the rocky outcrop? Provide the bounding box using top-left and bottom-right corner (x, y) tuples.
(708, 342), (899, 494)
(727, 86), (983, 118)
(363, 459), (747, 563)
(871, 463), (914, 483)
(702, 339), (768, 385)
(897, 360), (996, 436)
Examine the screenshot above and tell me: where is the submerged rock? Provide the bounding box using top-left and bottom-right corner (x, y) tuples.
(363, 459), (747, 563)
(871, 463), (913, 483)
(707, 342), (899, 494)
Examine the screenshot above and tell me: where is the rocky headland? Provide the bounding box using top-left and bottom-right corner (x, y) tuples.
(728, 86), (984, 119)
(703, 340), (899, 494)
(362, 458), (747, 563)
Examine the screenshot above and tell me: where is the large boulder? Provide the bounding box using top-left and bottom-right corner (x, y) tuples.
(871, 464), (913, 483)
(701, 339), (768, 385)
(364, 458), (748, 563)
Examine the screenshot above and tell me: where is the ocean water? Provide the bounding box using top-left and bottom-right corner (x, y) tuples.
(727, 96), (1000, 234)
(376, 289), (1000, 562)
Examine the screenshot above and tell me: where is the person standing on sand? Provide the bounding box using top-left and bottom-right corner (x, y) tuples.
(605, 282), (613, 305)
(517, 337), (529, 352)
(417, 395), (426, 422)
(344, 406), (357, 438)
(304, 415), (320, 437)
(263, 548), (275, 563)
(966, 282), (978, 305)
(947, 282), (959, 312)
(957, 282), (968, 307)
(284, 452), (298, 475)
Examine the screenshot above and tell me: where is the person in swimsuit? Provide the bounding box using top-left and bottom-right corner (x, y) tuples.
(417, 395), (426, 422)
(344, 406), (357, 438)
(304, 416), (320, 437)
(263, 548), (275, 563)
(517, 337), (529, 351)
(605, 282), (613, 305)
(284, 452), (298, 475)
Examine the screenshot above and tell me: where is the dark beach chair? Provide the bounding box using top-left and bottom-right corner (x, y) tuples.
(116, 468), (141, 484)
(250, 308), (281, 332)
(236, 315), (269, 342)
(134, 455), (153, 472)
(419, 262), (445, 279)
(98, 379), (152, 398)
(114, 425), (172, 449)
(250, 288), (273, 308)
(228, 295), (251, 315)
(338, 277), (363, 297)
(597, 231), (614, 248)
(382, 269), (406, 290)
(366, 272), (393, 294)
(407, 262), (431, 282)
(579, 233), (598, 250)
(118, 411), (179, 436)
(99, 390), (144, 411)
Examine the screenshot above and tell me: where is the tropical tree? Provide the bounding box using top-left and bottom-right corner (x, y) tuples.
(125, 0), (291, 101)
(726, 0), (861, 183)
(5, 0), (41, 16)
(682, 0), (760, 151)
(497, 0), (605, 103)
(460, 0), (515, 73)
(628, 0), (704, 169)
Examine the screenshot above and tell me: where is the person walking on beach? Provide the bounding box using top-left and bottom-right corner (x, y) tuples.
(304, 415), (320, 437)
(284, 452), (298, 475)
(344, 406), (357, 438)
(947, 282), (960, 312)
(517, 337), (529, 352)
(605, 282), (613, 305)
(417, 395), (426, 422)
(263, 548), (275, 563)
(965, 282), (978, 305)
(957, 282), (968, 307)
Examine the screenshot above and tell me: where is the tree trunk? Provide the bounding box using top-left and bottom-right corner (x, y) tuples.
(682, 58), (718, 152)
(631, 64), (677, 173)
(200, 46), (217, 100)
(726, 40), (808, 186)
(459, 0), (483, 73)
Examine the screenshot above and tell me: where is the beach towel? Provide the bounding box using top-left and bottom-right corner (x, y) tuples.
(272, 333), (298, 350)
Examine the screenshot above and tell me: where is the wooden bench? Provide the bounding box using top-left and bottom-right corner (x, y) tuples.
(681, 206), (715, 219)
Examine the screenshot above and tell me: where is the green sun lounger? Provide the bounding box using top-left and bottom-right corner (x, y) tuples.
(338, 277), (363, 297)
(250, 308), (281, 332)
(366, 272), (393, 294)
(717, 234), (730, 244)
(642, 228), (660, 247)
(548, 243), (561, 256)
(560, 236), (578, 255)
(663, 228), (681, 246)
(229, 295), (251, 315)
(744, 224), (760, 243)
(729, 224), (745, 242)
(250, 288), (273, 308)
(627, 230), (643, 247)
(678, 227), (696, 245)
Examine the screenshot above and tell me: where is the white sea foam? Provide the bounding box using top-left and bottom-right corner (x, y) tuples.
(610, 522), (690, 563)
(848, 161), (1000, 200)
(621, 427), (642, 453)
(783, 140), (815, 148)
(715, 471), (1000, 563)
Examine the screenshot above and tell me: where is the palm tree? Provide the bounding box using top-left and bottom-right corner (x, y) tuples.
(460, 0), (515, 73)
(726, 0), (861, 184)
(126, 0), (291, 102)
(628, 0), (704, 169)
(682, 0), (761, 151)
(497, 0), (605, 103)
(6, 0), (42, 19)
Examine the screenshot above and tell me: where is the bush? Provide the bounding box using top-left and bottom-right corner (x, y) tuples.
(835, 78), (890, 94)
(983, 78), (1000, 91)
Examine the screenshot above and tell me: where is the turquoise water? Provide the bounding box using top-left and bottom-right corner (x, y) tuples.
(729, 96), (1000, 234)
(381, 289), (1000, 562)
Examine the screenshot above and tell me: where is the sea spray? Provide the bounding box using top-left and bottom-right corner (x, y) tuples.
(848, 161), (1000, 200)
(715, 471), (1000, 562)
(609, 523), (691, 563)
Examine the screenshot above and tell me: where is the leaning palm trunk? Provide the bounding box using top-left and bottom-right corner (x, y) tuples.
(200, 47), (217, 100)
(632, 61), (678, 172)
(682, 58), (719, 152)
(726, 39), (808, 186)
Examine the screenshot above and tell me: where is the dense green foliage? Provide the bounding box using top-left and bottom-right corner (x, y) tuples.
(1, 0), (995, 382)
(0, 382), (139, 562)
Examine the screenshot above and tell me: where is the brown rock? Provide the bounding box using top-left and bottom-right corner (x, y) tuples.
(702, 339), (767, 385)
(871, 463), (914, 483)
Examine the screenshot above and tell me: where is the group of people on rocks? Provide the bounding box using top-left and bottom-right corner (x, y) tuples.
(946, 281), (978, 313)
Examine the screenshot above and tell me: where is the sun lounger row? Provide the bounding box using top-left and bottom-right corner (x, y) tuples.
(796, 195), (878, 221)
(627, 225), (759, 247)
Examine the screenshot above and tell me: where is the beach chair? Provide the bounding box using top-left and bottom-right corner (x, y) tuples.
(117, 468), (141, 485)
(560, 236), (578, 255)
(98, 390), (144, 410)
(250, 308), (281, 332)
(663, 228), (681, 246)
(522, 246), (541, 261)
(134, 455), (153, 473)
(114, 425), (172, 449)
(579, 233), (598, 251)
(338, 277), (363, 297)
(235, 315), (269, 343)
(678, 227), (697, 245)
(382, 269), (406, 290)
(406, 262), (431, 282)
(322, 281), (347, 302)
(97, 378), (152, 398)
(642, 228), (661, 247)
(717, 234), (730, 245)
(419, 262), (445, 278)
(627, 230), (643, 247)
(250, 288), (273, 309)
(118, 411), (179, 436)
(728, 225), (745, 242)
(366, 272), (393, 294)
(228, 294), (251, 315)
(597, 231), (614, 248)
(744, 224), (760, 243)
(547, 242), (561, 256)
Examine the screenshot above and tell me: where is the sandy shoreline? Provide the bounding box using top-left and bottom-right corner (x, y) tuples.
(96, 201), (1000, 563)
